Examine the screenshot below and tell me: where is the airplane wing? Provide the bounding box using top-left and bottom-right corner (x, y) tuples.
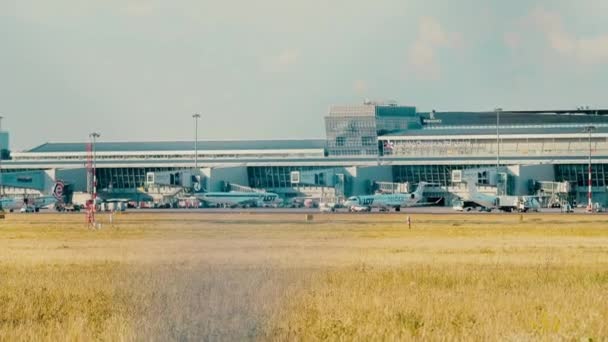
(34, 196), (59, 209)
(403, 198), (443, 207)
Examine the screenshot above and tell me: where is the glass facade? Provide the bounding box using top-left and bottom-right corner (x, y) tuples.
(393, 165), (488, 187)
(555, 164), (608, 187)
(325, 104), (420, 156)
(375, 105), (420, 134)
(0, 132), (9, 160)
(382, 137), (608, 158)
(247, 166), (339, 189)
(97, 167), (187, 190)
(325, 116), (378, 156)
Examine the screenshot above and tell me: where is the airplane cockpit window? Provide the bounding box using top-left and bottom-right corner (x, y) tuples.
(347, 197), (358, 201)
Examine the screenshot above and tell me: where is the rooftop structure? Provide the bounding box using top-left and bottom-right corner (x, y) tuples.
(325, 103), (420, 156)
(419, 109), (608, 126)
(11, 139), (327, 167)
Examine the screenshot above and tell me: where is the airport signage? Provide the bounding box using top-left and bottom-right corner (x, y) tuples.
(290, 171), (300, 184)
(423, 110), (442, 124)
(452, 170), (463, 183)
(398, 140), (473, 148)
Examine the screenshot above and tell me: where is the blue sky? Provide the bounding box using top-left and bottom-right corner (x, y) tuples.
(1, 0), (607, 150)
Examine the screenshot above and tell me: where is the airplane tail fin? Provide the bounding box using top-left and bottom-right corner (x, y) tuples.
(414, 182), (428, 197)
(461, 179), (478, 201)
(466, 180), (478, 194)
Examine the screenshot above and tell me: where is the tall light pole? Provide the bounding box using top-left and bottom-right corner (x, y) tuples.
(495, 108), (502, 170)
(495, 108), (503, 195)
(192, 114), (201, 170)
(584, 126), (596, 212)
(0, 115), (3, 197)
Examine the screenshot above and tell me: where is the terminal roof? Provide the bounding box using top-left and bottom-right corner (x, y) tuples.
(420, 111), (608, 126)
(382, 125), (608, 138)
(27, 139), (327, 153)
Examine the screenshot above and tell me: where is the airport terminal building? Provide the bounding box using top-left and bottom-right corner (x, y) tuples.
(3, 102), (608, 206)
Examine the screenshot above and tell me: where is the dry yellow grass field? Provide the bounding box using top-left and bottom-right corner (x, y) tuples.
(0, 212), (607, 340)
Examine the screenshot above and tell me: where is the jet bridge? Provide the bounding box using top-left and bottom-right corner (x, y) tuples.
(290, 169), (347, 201)
(532, 180), (572, 207)
(146, 170), (204, 192)
(373, 181), (410, 194)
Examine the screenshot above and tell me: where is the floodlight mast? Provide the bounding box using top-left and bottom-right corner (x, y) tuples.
(0, 116), (3, 198)
(584, 126), (596, 212)
(495, 108), (502, 171)
(495, 108), (502, 194)
(89, 132), (100, 202)
(87, 132), (100, 228)
(192, 114), (201, 170)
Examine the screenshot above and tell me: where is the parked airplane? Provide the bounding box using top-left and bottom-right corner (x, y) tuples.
(196, 191), (281, 208)
(344, 182), (435, 212)
(0, 181), (64, 213)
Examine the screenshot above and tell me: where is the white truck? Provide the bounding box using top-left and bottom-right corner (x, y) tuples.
(514, 197), (541, 213)
(319, 202), (336, 213)
(495, 196), (520, 212)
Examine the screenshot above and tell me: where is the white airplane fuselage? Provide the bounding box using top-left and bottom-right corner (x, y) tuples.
(197, 191), (281, 208)
(0, 181), (64, 212)
(344, 182), (430, 211)
(0, 196), (58, 212)
(345, 193), (421, 210)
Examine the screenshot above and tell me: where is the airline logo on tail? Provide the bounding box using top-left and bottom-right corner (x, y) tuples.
(52, 181), (65, 200)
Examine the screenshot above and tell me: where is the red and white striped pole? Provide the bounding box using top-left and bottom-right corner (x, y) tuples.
(588, 163), (592, 212)
(93, 135), (97, 209)
(92, 133), (99, 210)
(89, 132), (100, 226)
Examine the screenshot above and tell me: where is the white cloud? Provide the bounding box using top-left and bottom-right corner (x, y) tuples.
(262, 48), (300, 73)
(503, 32), (522, 50)
(122, 1), (157, 17)
(578, 36), (608, 64)
(528, 8), (608, 65)
(407, 16), (462, 81)
(418, 16), (448, 46)
(276, 50), (299, 67)
(408, 40), (441, 80)
(353, 80), (368, 95)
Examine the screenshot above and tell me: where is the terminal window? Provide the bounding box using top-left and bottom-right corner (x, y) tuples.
(361, 136), (375, 146)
